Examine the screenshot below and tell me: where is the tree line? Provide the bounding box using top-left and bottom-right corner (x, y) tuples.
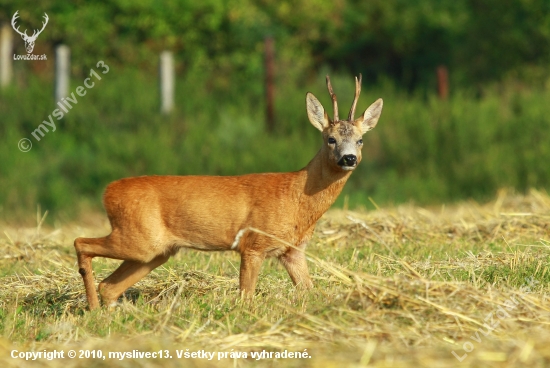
(1, 0), (549, 91)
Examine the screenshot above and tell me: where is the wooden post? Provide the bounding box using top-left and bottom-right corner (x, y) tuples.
(0, 23), (13, 89)
(160, 51), (174, 114)
(437, 65), (449, 100)
(55, 45), (70, 102)
(264, 36), (275, 132)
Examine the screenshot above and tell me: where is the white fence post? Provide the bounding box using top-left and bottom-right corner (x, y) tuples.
(160, 51), (174, 114)
(55, 45), (70, 102)
(0, 24), (13, 89)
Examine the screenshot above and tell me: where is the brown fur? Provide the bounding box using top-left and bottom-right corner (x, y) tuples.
(74, 76), (383, 310)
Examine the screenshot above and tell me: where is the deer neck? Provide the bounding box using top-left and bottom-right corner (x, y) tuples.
(296, 149), (352, 230)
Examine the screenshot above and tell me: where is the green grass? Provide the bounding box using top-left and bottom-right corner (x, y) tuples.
(1, 191), (550, 367)
(2, 69), (550, 222)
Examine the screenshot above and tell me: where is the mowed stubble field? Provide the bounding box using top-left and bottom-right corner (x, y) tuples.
(1, 189), (550, 367)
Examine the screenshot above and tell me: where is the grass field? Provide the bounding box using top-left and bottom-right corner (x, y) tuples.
(1, 189), (550, 367)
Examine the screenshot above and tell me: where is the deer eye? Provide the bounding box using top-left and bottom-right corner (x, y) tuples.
(357, 139), (363, 145)
(328, 137), (336, 145)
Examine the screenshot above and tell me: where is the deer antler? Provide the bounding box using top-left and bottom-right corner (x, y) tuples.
(31, 13), (49, 39)
(11, 11), (48, 40)
(348, 74), (362, 121)
(11, 11), (28, 38)
(326, 75), (339, 122)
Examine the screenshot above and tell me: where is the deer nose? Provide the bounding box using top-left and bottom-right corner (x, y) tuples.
(339, 154), (357, 167)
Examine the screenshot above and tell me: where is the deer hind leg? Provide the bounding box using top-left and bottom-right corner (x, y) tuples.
(74, 236), (118, 310)
(279, 247), (313, 289)
(74, 234), (159, 310)
(98, 254), (170, 307)
(239, 250), (265, 297)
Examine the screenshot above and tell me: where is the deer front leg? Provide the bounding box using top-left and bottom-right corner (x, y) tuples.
(239, 250), (265, 297)
(279, 246), (313, 289)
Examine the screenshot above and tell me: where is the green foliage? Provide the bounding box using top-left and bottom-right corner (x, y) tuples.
(1, 0), (548, 87)
(2, 70), (550, 217)
(1, 0), (550, 217)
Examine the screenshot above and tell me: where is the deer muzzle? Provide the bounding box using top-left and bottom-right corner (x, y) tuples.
(338, 154), (357, 169)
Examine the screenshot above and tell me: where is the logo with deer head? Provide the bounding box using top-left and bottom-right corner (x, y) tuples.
(11, 10), (49, 54)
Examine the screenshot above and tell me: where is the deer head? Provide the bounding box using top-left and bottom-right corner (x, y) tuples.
(306, 75), (383, 172)
(11, 11), (49, 54)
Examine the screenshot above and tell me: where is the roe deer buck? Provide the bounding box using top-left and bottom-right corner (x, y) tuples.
(74, 75), (383, 310)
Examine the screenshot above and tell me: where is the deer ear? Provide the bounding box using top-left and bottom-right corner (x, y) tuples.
(359, 98), (383, 134)
(306, 93), (330, 132)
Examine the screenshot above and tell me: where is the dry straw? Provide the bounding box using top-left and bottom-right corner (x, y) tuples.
(1, 189), (549, 367)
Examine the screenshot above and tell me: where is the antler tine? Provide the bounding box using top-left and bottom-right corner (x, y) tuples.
(34, 13), (49, 37)
(326, 75), (339, 122)
(348, 73), (362, 121)
(40, 13), (49, 31)
(11, 11), (28, 37)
